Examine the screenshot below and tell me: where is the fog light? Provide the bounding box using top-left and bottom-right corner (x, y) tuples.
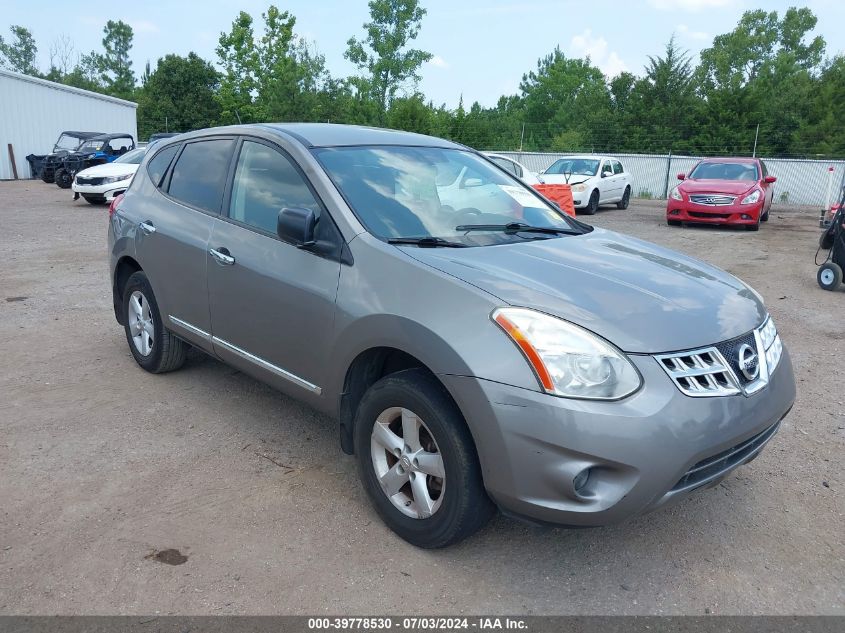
(741, 214), (752, 220)
(669, 209), (680, 215)
(573, 468), (591, 494)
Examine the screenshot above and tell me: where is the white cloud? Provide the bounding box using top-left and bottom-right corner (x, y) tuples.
(676, 23), (710, 42)
(428, 55), (449, 69)
(569, 29), (629, 78)
(648, 0), (732, 11)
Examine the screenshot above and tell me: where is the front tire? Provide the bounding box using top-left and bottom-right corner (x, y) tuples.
(55, 168), (72, 189)
(583, 190), (599, 215)
(818, 263), (843, 291)
(122, 271), (187, 373)
(761, 210), (769, 222)
(616, 186), (631, 210)
(353, 368), (494, 548)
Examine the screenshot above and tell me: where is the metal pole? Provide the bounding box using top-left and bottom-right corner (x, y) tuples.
(825, 166), (834, 211)
(752, 123), (760, 157)
(662, 149), (673, 199)
(165, 116), (168, 133)
(519, 123), (525, 152)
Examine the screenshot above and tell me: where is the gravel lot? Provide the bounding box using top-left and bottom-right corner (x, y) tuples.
(0, 181), (842, 616)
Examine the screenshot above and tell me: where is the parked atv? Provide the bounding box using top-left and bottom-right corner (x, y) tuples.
(39, 131), (103, 183)
(54, 133), (136, 189)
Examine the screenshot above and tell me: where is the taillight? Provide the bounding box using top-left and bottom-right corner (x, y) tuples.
(109, 193), (124, 218)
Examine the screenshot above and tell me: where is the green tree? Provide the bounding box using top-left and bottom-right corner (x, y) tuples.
(345, 0), (432, 121)
(91, 20), (136, 98)
(136, 53), (221, 140)
(216, 10), (262, 123)
(0, 25), (38, 75)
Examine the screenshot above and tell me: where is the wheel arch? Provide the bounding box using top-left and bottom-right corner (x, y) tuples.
(113, 256), (143, 325)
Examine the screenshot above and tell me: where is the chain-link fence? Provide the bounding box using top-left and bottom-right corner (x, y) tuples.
(491, 151), (845, 208)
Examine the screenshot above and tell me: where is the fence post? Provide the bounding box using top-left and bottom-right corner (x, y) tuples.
(662, 149), (673, 199)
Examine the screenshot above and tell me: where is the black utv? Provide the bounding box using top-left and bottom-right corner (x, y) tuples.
(37, 131), (103, 183)
(54, 133), (136, 189)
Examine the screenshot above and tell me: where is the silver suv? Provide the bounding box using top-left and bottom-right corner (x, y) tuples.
(108, 124), (795, 548)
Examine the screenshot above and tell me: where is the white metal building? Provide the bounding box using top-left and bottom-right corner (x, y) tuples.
(0, 68), (138, 180)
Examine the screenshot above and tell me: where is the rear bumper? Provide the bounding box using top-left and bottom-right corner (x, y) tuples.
(440, 348), (795, 527)
(667, 200), (764, 225)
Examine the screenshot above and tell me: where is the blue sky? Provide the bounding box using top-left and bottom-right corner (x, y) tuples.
(2, 0), (843, 107)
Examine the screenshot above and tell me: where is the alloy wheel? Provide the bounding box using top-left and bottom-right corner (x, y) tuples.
(128, 290), (155, 356)
(370, 407), (445, 519)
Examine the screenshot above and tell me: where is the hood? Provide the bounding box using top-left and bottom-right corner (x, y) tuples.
(403, 228), (765, 353)
(76, 162), (139, 178)
(679, 179), (757, 196)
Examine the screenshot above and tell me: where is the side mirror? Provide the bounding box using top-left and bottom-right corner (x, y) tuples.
(677, 173), (686, 181)
(277, 207), (316, 248)
(764, 176), (777, 184)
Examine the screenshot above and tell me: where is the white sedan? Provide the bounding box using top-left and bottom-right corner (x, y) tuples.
(484, 153), (543, 185)
(72, 147), (146, 205)
(540, 155), (632, 214)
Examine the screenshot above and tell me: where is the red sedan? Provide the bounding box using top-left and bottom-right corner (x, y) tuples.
(667, 157), (776, 231)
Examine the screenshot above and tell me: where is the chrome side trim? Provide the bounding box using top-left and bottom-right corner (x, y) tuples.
(168, 315), (211, 340)
(211, 336), (322, 395)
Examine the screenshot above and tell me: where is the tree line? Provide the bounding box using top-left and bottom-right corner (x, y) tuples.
(1, 1), (843, 158)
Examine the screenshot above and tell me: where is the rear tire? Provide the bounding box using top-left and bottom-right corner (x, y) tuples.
(616, 187), (631, 210)
(41, 170), (55, 184)
(55, 168), (72, 189)
(583, 190), (599, 215)
(818, 263), (842, 291)
(122, 271), (187, 373)
(353, 368), (494, 548)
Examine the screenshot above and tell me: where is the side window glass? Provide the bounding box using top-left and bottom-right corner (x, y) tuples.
(613, 161), (623, 175)
(602, 161), (613, 176)
(229, 140), (322, 235)
(146, 145), (179, 188)
(168, 139), (235, 213)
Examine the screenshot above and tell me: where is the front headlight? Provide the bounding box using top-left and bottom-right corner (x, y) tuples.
(492, 308), (642, 400)
(760, 316), (782, 372)
(571, 184), (587, 192)
(101, 174), (133, 184)
(741, 189), (761, 204)
(670, 186), (683, 201)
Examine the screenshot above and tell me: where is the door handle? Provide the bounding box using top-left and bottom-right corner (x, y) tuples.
(209, 247), (235, 266)
(139, 221), (156, 235)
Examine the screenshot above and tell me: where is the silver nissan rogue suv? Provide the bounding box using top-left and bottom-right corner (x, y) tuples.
(108, 124), (795, 548)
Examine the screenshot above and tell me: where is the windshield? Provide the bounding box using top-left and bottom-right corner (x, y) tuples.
(54, 134), (86, 151)
(545, 158), (600, 176)
(314, 146), (579, 246)
(115, 148), (146, 164)
(690, 161), (759, 181)
(78, 140), (105, 152)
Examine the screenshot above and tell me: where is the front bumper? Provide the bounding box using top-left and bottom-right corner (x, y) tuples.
(441, 348), (795, 526)
(73, 180), (131, 202)
(667, 199), (764, 225)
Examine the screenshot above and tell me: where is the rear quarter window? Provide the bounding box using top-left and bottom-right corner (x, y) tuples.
(146, 145), (180, 188)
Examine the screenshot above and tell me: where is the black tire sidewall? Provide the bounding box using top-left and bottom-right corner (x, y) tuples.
(584, 190), (599, 215)
(818, 263), (842, 290)
(353, 369), (491, 548)
(122, 272), (167, 371)
(617, 187), (631, 209)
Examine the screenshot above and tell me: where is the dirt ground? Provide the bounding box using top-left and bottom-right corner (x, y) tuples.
(0, 181), (842, 616)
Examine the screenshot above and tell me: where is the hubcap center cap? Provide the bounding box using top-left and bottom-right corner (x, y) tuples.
(400, 455), (412, 470)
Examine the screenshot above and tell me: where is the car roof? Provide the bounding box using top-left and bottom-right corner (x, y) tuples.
(552, 155), (614, 161)
(62, 131), (103, 139)
(171, 123), (465, 150)
(699, 157), (759, 164)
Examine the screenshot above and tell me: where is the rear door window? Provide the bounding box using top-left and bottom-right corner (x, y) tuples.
(613, 160), (624, 175)
(167, 139), (235, 213)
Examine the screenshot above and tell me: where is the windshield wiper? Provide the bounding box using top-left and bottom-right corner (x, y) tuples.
(388, 237), (468, 248)
(455, 222), (582, 236)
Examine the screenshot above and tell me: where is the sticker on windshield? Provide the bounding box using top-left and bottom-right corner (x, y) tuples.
(498, 185), (540, 207)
